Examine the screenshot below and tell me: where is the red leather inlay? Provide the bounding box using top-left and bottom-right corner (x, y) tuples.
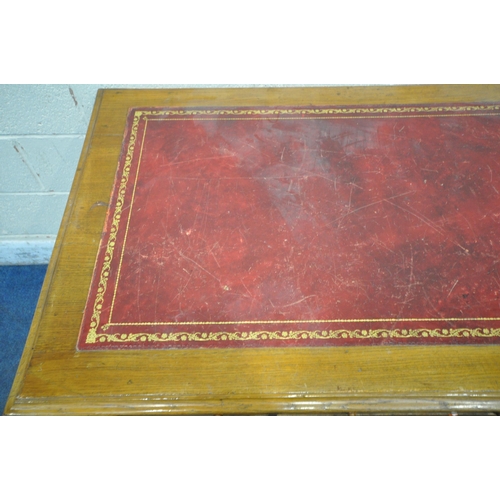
(78, 105), (500, 349)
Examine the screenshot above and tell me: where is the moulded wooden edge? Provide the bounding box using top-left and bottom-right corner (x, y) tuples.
(7, 393), (500, 416)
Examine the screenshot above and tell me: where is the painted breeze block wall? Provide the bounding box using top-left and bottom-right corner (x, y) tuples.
(0, 84), (95, 264)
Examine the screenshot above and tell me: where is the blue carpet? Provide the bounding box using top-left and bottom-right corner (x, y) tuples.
(1, 265), (47, 414)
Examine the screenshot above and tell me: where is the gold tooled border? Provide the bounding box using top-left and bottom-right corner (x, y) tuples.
(94, 328), (500, 344)
(86, 111), (143, 343)
(142, 104), (500, 117)
(85, 105), (500, 345)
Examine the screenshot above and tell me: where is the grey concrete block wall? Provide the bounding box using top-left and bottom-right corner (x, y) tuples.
(0, 84), (353, 264)
(1, 84), (89, 263)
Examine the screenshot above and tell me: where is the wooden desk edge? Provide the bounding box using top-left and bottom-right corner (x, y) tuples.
(6, 386), (500, 416)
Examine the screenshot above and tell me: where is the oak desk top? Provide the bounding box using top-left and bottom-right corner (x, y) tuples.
(6, 85), (500, 415)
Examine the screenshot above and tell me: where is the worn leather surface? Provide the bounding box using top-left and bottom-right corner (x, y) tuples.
(78, 105), (500, 349)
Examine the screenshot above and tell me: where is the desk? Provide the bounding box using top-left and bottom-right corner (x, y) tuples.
(6, 86), (500, 414)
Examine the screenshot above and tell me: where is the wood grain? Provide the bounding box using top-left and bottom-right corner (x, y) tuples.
(5, 85), (500, 415)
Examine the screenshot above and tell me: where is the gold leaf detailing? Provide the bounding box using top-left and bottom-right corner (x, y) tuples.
(92, 328), (500, 344)
(88, 111), (143, 341)
(140, 104), (500, 118)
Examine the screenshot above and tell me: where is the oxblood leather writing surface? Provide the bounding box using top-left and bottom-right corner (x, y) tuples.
(77, 104), (500, 349)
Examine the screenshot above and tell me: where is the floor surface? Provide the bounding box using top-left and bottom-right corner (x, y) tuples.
(1, 265), (47, 413)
